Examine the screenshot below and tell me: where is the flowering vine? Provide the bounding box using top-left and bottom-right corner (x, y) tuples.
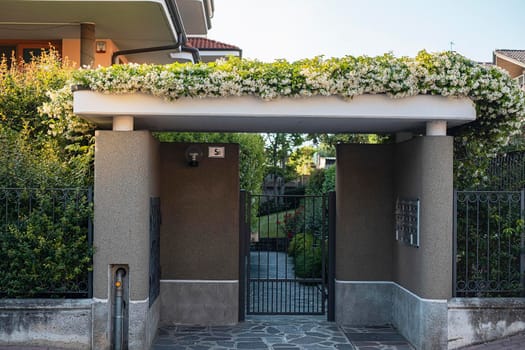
(43, 51), (525, 187)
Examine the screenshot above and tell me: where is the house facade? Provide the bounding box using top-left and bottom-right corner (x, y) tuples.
(494, 49), (525, 90)
(0, 0), (238, 67)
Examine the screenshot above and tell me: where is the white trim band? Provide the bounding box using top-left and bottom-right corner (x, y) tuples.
(160, 279), (239, 284)
(335, 280), (447, 304)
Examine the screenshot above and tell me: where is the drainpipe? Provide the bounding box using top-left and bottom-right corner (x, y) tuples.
(111, 0), (201, 64)
(181, 45), (201, 63)
(114, 268), (126, 350)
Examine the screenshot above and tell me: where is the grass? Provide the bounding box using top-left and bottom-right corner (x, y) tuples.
(252, 210), (293, 238)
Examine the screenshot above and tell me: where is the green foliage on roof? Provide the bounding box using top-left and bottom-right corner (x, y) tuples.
(47, 51), (525, 186)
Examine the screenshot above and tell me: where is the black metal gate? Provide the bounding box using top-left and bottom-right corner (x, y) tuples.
(240, 191), (335, 318)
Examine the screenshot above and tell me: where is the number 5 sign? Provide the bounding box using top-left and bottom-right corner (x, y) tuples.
(208, 146), (225, 158)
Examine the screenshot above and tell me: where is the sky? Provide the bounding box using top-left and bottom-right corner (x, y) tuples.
(209, 0), (524, 63)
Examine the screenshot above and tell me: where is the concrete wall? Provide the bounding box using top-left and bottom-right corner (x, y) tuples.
(335, 137), (453, 349)
(335, 144), (394, 281)
(391, 283), (448, 350)
(0, 299), (93, 349)
(335, 282), (448, 350)
(448, 298), (525, 349)
(93, 130), (160, 349)
(159, 281), (239, 326)
(159, 143), (239, 325)
(394, 137), (453, 299)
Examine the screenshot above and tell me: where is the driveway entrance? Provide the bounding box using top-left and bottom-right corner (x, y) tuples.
(240, 192), (336, 319)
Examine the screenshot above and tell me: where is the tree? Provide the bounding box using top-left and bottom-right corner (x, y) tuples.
(264, 133), (304, 195)
(0, 49), (93, 187)
(288, 145), (315, 183)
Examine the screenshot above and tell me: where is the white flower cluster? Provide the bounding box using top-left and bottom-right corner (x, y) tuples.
(63, 51), (525, 182)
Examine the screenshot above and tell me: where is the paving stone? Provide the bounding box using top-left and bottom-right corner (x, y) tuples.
(237, 342), (269, 349)
(151, 316), (416, 349)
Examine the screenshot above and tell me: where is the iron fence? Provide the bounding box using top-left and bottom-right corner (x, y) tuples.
(453, 190), (525, 297)
(486, 151), (525, 191)
(0, 187), (93, 298)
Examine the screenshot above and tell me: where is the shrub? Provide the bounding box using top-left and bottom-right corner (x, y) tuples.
(288, 233), (325, 279)
(279, 206), (305, 238)
(0, 50), (93, 298)
(0, 189), (92, 297)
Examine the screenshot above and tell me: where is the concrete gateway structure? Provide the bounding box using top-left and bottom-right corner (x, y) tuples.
(70, 90), (475, 349)
(1, 1), (524, 350)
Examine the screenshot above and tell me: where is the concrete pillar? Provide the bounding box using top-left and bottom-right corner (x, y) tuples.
(334, 139), (452, 349)
(426, 120), (447, 136)
(394, 136), (453, 299)
(80, 23), (95, 67)
(391, 136), (453, 350)
(113, 116), (134, 131)
(92, 131), (160, 350)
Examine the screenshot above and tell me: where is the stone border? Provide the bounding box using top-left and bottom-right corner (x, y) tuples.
(448, 298), (525, 349)
(0, 299), (93, 349)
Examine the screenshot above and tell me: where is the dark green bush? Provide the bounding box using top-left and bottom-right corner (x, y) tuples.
(288, 233), (326, 280)
(294, 245), (323, 279)
(0, 190), (92, 297)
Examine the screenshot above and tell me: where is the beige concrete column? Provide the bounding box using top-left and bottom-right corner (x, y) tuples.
(80, 23), (95, 67)
(394, 136), (453, 299)
(113, 116), (134, 131)
(92, 131), (160, 349)
(426, 120), (447, 136)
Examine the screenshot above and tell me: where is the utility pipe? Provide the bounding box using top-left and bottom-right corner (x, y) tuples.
(114, 268), (126, 350)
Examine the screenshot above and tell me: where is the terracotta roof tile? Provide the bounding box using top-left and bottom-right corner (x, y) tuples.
(495, 49), (525, 64)
(187, 37), (240, 51)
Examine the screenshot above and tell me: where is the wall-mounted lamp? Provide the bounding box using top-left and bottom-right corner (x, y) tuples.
(184, 145), (203, 167)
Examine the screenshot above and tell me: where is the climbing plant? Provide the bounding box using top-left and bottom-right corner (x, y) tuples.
(44, 51), (525, 187)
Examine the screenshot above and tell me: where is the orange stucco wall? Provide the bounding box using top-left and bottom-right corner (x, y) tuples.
(62, 38), (119, 67)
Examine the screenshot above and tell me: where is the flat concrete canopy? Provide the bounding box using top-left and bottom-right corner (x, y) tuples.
(73, 90), (476, 133)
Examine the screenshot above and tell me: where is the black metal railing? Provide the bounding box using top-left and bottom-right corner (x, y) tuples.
(0, 188), (93, 298)
(453, 190), (525, 297)
(486, 151), (525, 191)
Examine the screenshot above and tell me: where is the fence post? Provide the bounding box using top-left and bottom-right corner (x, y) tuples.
(452, 189), (458, 297)
(520, 188), (525, 297)
(88, 187), (93, 299)
(327, 191), (336, 322)
(238, 190), (247, 321)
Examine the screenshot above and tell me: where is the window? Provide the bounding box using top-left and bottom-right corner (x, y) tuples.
(0, 40), (61, 65)
(0, 45), (16, 67)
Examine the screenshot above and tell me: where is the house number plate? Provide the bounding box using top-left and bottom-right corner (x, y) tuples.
(208, 146), (225, 158)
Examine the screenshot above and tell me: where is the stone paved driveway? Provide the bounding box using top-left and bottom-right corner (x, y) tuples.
(153, 316), (414, 349)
